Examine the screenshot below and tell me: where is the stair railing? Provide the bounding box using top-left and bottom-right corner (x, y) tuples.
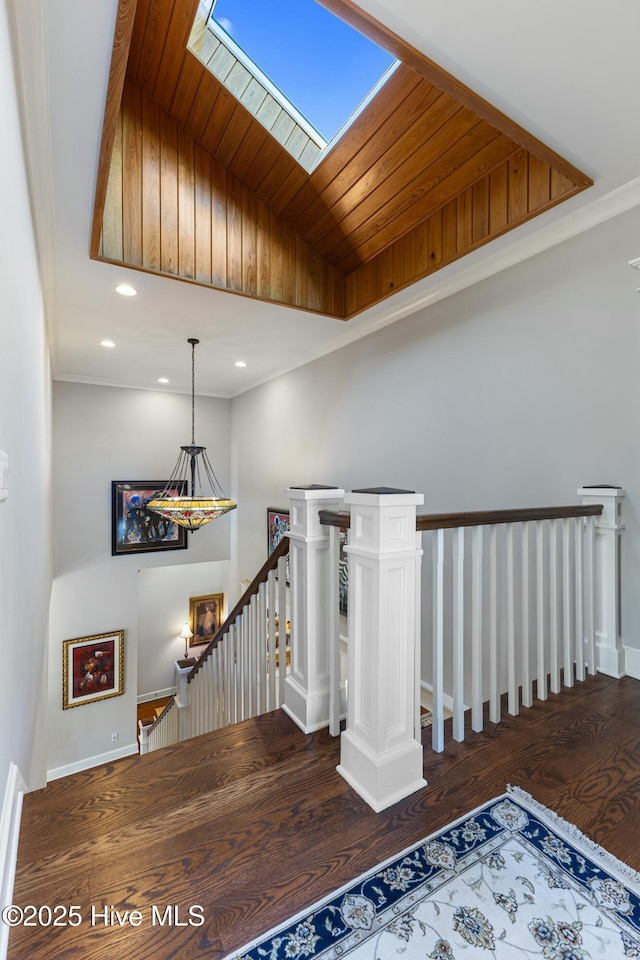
(320, 489), (623, 762)
(139, 536), (290, 753)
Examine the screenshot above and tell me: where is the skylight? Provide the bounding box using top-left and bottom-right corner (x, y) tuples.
(210, 0), (396, 145)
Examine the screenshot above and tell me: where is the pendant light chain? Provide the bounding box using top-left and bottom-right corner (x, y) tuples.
(191, 338), (196, 447)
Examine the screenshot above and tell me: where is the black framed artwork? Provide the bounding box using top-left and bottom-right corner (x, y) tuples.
(111, 481), (188, 556)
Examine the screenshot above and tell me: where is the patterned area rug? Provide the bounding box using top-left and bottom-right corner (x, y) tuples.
(226, 786), (640, 959)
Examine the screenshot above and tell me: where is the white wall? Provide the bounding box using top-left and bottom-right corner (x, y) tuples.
(48, 382), (232, 777)
(137, 559), (229, 697)
(0, 0), (52, 803)
(231, 207), (640, 661)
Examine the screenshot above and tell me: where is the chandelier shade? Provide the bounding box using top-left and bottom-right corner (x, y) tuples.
(148, 339), (237, 531)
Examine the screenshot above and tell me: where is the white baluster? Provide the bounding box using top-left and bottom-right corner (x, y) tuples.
(230, 623), (238, 723)
(471, 525), (483, 733)
(574, 519), (585, 681)
(507, 522), (517, 716)
(258, 581), (267, 714)
(250, 593), (258, 716)
(585, 515), (596, 675)
(277, 555), (287, 705)
(521, 522), (532, 708)
(328, 524), (341, 737)
(536, 520), (547, 700)
(432, 529), (445, 752)
(452, 527), (465, 742)
(549, 519), (560, 694)
(489, 524), (499, 724)
(268, 570), (277, 710)
(562, 517), (574, 687)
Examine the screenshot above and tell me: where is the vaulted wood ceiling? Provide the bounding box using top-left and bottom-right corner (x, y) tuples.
(92, 0), (592, 320)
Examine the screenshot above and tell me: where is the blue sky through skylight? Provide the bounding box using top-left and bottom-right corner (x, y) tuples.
(211, 0), (395, 142)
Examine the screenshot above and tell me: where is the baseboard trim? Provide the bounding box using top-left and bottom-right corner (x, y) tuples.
(1, 763), (26, 960)
(137, 686), (176, 704)
(47, 743), (138, 782)
(623, 645), (640, 680)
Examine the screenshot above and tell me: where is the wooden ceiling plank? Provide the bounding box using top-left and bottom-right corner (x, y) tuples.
(259, 158), (308, 212)
(472, 178), (489, 245)
(317, 0), (592, 189)
(312, 106), (483, 255)
(122, 82), (143, 266)
(185, 72), (221, 143)
(336, 133), (516, 271)
(152, 0), (199, 110)
(289, 77), (442, 236)
(134, 0), (174, 90)
(91, 0), (138, 259)
(194, 140), (213, 284)
(200, 87), (241, 156)
(528, 155), (551, 211)
(216, 107), (256, 171)
(160, 107), (179, 275)
(551, 169), (578, 200)
(169, 52), (207, 127)
(232, 127), (272, 183)
(127, 0), (150, 82)
(242, 137), (287, 194)
(141, 91), (161, 271)
(178, 126), (196, 280)
(508, 149), (528, 222)
(489, 163), (509, 234)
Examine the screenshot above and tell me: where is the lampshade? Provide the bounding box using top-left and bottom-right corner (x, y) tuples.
(179, 622), (194, 659)
(148, 339), (237, 530)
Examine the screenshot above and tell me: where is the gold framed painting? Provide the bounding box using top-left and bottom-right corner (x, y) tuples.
(189, 593), (224, 646)
(63, 630), (124, 709)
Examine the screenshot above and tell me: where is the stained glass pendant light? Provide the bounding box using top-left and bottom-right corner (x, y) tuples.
(148, 338), (236, 530)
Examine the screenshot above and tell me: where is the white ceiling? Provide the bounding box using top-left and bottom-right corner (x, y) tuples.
(12, 0), (640, 398)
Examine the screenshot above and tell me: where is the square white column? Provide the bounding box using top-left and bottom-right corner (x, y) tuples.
(283, 485), (345, 733)
(337, 487), (427, 812)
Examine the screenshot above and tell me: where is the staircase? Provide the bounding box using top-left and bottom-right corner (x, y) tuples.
(139, 536), (290, 754)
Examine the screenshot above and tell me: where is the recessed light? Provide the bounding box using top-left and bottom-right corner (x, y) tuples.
(115, 283), (137, 297)
(234, 360), (247, 368)
(100, 340), (116, 348)
(158, 378), (170, 384)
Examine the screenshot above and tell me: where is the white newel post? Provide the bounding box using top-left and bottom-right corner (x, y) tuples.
(284, 485), (345, 733)
(579, 486), (625, 678)
(175, 659), (193, 740)
(337, 487), (427, 812)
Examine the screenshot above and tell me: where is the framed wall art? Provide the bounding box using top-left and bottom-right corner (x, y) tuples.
(267, 508), (290, 555)
(62, 630), (124, 710)
(189, 593), (224, 646)
(112, 480), (188, 556)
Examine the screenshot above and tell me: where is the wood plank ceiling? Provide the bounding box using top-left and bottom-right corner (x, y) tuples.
(92, 0), (592, 320)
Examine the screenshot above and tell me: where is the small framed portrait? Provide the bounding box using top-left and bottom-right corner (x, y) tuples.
(267, 508), (290, 555)
(63, 630), (124, 710)
(112, 481), (188, 556)
(189, 593), (224, 646)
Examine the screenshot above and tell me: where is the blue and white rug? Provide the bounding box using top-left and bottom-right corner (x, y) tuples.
(227, 786), (640, 959)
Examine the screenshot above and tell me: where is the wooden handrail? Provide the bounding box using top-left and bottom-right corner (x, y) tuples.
(320, 503), (603, 532)
(415, 504), (603, 531)
(189, 535), (290, 681)
(319, 510), (351, 529)
(142, 697), (174, 736)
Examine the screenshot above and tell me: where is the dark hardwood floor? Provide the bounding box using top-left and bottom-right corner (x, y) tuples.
(9, 673), (640, 960)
